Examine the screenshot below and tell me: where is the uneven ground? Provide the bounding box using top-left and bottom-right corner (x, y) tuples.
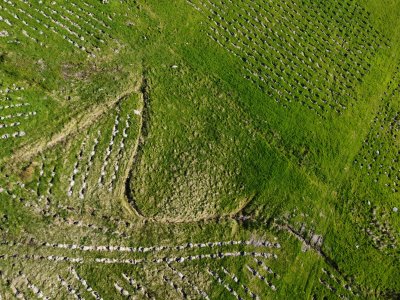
(0, 0), (399, 299)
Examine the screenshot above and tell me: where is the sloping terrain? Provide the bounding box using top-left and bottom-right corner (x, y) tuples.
(0, 0), (399, 299)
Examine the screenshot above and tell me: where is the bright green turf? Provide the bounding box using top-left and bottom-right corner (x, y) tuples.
(0, 0), (399, 299)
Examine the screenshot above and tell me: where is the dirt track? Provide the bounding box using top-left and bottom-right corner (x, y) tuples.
(3, 81), (141, 171)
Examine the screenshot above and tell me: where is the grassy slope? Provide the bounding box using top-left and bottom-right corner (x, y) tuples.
(0, 0), (399, 298)
(323, 1), (400, 295)
(137, 0), (400, 296)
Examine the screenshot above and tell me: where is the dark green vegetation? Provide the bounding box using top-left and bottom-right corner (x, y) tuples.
(0, 0), (399, 299)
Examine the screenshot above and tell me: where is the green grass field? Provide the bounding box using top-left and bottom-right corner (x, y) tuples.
(0, 0), (399, 299)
